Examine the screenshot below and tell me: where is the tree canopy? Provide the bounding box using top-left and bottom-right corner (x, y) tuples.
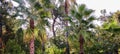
(0, 0), (120, 54)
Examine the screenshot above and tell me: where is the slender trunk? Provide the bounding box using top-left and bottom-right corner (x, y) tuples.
(42, 42), (45, 54)
(30, 19), (34, 54)
(0, 23), (2, 54)
(79, 35), (85, 54)
(0, 14), (3, 54)
(29, 38), (34, 54)
(65, 21), (70, 54)
(65, 0), (70, 54)
(0, 22), (2, 37)
(65, 39), (70, 54)
(52, 17), (57, 37)
(65, 22), (70, 54)
(65, 0), (69, 14)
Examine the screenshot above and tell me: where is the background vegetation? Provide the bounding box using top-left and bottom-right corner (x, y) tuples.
(0, 0), (120, 54)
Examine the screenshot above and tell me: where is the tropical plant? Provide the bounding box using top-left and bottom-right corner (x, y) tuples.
(69, 4), (95, 54)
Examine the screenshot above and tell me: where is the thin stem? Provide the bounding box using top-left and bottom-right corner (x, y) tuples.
(52, 17), (57, 37)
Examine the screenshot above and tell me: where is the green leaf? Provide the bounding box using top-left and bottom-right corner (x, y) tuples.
(34, 2), (42, 10)
(68, 16), (73, 22)
(81, 20), (89, 25)
(88, 16), (95, 21)
(71, 10), (76, 15)
(89, 24), (95, 28)
(76, 12), (82, 20)
(84, 9), (94, 17)
(78, 4), (86, 13)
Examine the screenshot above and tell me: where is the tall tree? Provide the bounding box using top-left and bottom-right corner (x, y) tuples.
(70, 4), (95, 54)
(0, 0), (17, 53)
(65, 0), (70, 54)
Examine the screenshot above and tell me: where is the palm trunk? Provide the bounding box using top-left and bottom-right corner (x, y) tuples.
(65, 0), (70, 54)
(29, 38), (34, 54)
(30, 19), (34, 54)
(79, 35), (84, 54)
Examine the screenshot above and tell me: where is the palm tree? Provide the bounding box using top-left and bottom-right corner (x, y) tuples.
(24, 0), (52, 54)
(0, 0), (51, 54)
(70, 4), (95, 54)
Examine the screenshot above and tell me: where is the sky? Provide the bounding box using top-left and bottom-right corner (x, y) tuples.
(77, 0), (120, 17)
(12, 0), (120, 17)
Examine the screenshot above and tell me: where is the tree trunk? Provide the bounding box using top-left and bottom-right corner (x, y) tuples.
(65, 40), (70, 54)
(65, 21), (70, 54)
(65, 0), (70, 54)
(42, 42), (45, 54)
(0, 14), (3, 54)
(79, 35), (85, 54)
(29, 38), (34, 54)
(30, 19), (34, 54)
(65, 0), (69, 14)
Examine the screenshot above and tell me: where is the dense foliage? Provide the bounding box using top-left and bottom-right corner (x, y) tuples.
(0, 0), (120, 54)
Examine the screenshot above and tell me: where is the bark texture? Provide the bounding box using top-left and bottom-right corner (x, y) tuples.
(30, 19), (34, 54)
(79, 35), (85, 54)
